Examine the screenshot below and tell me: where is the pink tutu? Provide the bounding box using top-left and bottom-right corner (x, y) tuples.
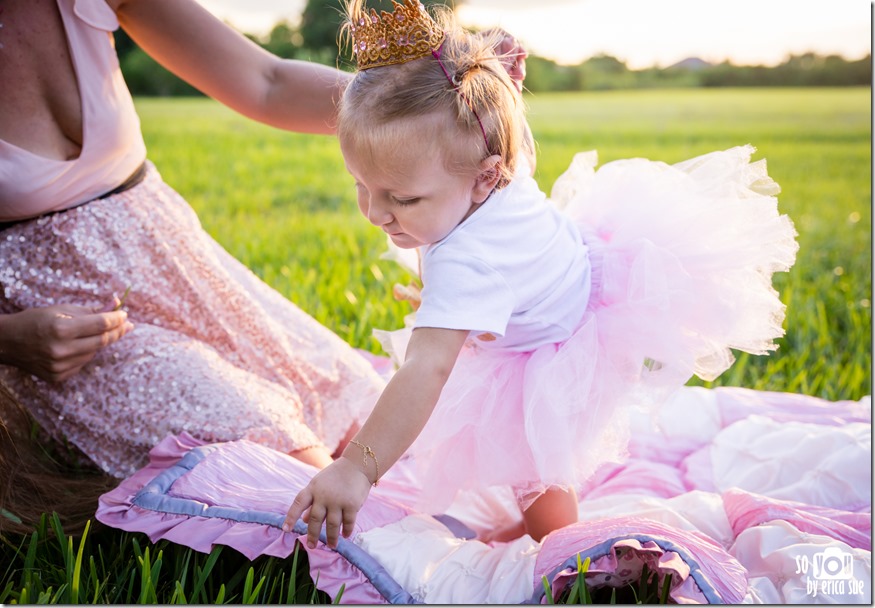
(381, 145), (798, 511)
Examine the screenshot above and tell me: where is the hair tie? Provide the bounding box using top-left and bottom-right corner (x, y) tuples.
(432, 42), (489, 151)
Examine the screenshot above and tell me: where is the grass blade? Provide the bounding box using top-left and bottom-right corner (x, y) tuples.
(70, 519), (91, 604)
(660, 572), (672, 604)
(542, 575), (555, 604)
(579, 555), (592, 604)
(191, 546), (223, 603)
(332, 583), (346, 604)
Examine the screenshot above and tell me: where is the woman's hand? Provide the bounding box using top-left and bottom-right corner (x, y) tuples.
(0, 302), (133, 382)
(284, 456), (373, 549)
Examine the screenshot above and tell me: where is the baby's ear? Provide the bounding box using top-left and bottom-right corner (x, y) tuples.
(472, 154), (502, 203)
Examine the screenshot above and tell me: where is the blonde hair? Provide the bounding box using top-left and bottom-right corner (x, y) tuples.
(338, 3), (525, 187)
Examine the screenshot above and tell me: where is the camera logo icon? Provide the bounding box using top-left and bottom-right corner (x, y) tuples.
(812, 547), (854, 580)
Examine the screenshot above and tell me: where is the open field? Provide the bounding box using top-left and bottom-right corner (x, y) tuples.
(138, 87), (871, 401)
(2, 86), (870, 606)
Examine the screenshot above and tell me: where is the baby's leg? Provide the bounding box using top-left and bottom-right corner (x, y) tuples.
(332, 421), (361, 460)
(522, 486), (578, 542)
(481, 485), (578, 543)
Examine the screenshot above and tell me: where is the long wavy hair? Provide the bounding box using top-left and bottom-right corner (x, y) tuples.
(0, 381), (114, 536)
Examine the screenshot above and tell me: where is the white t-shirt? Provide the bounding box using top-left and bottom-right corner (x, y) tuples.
(414, 171), (592, 351)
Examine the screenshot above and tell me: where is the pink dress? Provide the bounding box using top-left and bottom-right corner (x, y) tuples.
(0, 0), (384, 477)
(378, 147), (799, 512)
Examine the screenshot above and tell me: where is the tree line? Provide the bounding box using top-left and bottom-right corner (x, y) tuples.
(114, 0), (871, 95)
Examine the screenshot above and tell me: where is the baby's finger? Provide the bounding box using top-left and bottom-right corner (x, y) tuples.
(342, 508), (357, 539)
(324, 509), (343, 548)
(283, 489), (313, 533)
(305, 504), (326, 549)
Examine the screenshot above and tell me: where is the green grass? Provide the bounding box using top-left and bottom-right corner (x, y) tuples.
(3, 87), (869, 605)
(1, 514), (331, 604)
(140, 87), (870, 401)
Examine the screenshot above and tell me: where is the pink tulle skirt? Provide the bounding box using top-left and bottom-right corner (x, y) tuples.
(399, 145), (799, 512)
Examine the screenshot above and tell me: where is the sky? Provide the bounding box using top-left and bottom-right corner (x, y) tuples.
(196, 0), (872, 69)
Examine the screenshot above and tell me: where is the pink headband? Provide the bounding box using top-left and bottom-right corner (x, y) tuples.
(431, 42), (490, 151)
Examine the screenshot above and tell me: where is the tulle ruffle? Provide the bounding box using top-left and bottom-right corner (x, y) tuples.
(553, 145), (798, 383)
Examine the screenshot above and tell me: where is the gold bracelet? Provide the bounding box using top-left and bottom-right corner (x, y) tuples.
(349, 439), (379, 486)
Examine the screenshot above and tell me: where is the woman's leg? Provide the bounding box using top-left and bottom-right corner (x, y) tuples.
(331, 421), (361, 460)
(291, 445), (334, 468)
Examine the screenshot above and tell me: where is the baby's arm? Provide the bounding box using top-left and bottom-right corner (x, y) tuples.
(284, 327), (469, 548)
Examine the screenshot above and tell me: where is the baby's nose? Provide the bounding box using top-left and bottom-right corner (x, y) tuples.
(367, 202), (393, 226)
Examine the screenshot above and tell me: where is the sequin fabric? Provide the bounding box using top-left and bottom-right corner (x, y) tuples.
(0, 163), (384, 478)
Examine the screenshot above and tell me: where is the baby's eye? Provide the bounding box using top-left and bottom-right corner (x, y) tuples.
(393, 197), (420, 207)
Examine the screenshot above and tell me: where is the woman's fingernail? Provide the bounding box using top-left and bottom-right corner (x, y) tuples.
(282, 524), (289, 533)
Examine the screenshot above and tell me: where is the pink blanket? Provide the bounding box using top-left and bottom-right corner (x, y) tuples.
(97, 386), (871, 604)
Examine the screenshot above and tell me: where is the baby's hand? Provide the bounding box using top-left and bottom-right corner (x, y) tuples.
(283, 457), (372, 549)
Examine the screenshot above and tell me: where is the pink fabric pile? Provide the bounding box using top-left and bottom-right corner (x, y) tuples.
(97, 386), (871, 604)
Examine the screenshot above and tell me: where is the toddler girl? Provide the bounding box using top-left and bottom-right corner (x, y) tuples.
(285, 0), (797, 547)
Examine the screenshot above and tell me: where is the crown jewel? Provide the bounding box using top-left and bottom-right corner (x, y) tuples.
(348, 0), (445, 70)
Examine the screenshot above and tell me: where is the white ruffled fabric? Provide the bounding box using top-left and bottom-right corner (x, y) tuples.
(354, 387), (871, 604)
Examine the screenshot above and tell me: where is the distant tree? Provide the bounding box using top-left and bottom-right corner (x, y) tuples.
(523, 56), (579, 93)
(113, 10), (871, 96)
(579, 54), (630, 90)
(584, 54), (627, 74)
(113, 28), (137, 63)
(260, 21), (302, 59)
(119, 47), (202, 96)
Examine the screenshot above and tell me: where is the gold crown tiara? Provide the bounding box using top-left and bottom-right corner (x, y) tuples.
(348, 0), (445, 70)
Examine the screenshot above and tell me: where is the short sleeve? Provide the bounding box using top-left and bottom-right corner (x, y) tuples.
(414, 255), (515, 335)
(73, 0), (120, 31)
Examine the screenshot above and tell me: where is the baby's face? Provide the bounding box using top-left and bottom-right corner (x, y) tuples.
(342, 137), (490, 249)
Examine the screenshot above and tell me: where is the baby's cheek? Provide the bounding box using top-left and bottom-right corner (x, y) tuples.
(356, 195), (369, 217)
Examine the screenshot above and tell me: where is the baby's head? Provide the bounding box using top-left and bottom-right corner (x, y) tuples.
(337, 1), (525, 189)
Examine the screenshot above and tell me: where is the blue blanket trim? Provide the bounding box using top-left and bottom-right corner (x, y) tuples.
(528, 534), (728, 605)
(432, 513), (478, 540)
(132, 445), (417, 604)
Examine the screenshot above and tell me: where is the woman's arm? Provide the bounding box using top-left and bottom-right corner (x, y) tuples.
(107, 0), (351, 134)
(284, 326), (469, 548)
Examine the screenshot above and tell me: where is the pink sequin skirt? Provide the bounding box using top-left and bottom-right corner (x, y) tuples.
(0, 162), (384, 477)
